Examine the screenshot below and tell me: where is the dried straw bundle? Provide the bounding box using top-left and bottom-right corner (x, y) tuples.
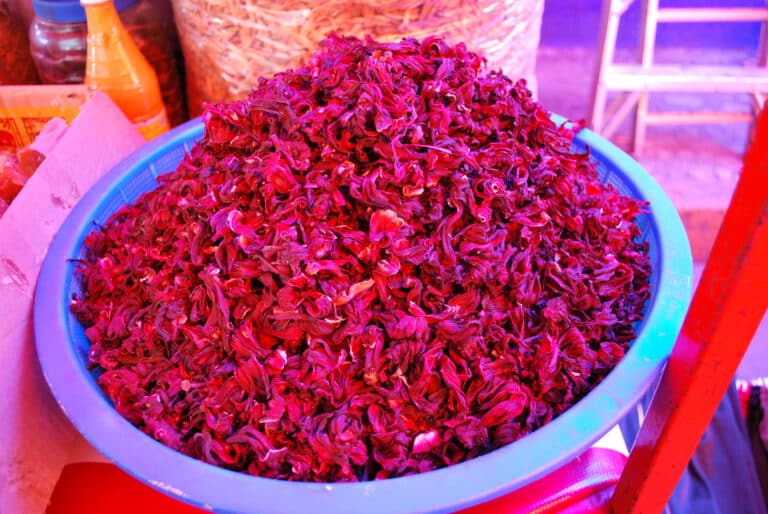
(172, 0), (544, 115)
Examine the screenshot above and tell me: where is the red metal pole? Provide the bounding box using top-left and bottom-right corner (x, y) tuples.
(611, 108), (768, 513)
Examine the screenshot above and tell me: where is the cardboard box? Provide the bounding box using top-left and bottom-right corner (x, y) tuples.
(0, 85), (87, 150)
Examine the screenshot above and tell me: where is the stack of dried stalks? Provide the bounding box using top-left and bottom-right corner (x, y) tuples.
(172, 0), (544, 116)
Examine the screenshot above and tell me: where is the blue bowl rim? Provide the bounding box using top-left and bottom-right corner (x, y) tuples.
(34, 115), (693, 514)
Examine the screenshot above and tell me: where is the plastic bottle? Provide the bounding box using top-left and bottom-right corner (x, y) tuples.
(28, 1), (88, 85)
(80, 0), (169, 140)
(29, 0), (187, 126)
(29, 0), (138, 85)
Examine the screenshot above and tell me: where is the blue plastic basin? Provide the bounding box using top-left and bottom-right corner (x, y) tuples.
(34, 115), (692, 514)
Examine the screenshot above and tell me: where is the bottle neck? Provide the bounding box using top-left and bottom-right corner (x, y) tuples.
(82, 1), (121, 32)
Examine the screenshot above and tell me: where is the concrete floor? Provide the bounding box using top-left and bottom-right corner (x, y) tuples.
(535, 46), (766, 380)
(536, 46), (748, 213)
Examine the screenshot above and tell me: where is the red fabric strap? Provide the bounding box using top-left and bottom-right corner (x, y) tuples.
(47, 447), (626, 514)
(457, 447), (624, 514)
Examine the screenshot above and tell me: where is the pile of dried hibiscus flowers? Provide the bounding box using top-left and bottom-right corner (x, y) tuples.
(72, 34), (651, 482)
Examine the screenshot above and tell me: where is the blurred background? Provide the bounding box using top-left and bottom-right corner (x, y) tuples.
(535, 0), (766, 380)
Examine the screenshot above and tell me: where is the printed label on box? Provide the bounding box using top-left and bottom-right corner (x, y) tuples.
(0, 117), (25, 151)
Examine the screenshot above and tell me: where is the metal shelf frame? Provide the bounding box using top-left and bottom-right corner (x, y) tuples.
(589, 0), (768, 153)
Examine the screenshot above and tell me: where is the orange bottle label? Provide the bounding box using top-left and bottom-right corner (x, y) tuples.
(134, 109), (170, 141)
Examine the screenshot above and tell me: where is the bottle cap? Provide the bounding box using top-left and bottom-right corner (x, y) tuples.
(32, 0), (138, 22)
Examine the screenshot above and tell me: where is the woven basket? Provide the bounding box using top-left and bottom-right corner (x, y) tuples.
(171, 0), (544, 116)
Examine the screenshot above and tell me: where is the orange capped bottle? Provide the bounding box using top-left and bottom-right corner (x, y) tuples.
(80, 0), (169, 140)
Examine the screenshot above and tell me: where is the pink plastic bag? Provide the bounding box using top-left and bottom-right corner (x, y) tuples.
(0, 92), (144, 514)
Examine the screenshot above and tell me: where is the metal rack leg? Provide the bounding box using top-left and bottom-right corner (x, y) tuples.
(632, 0), (659, 154)
(611, 106), (768, 514)
(590, 0), (630, 133)
(759, 12), (768, 68)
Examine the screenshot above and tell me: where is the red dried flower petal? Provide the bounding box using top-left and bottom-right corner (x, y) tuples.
(72, 33), (651, 483)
